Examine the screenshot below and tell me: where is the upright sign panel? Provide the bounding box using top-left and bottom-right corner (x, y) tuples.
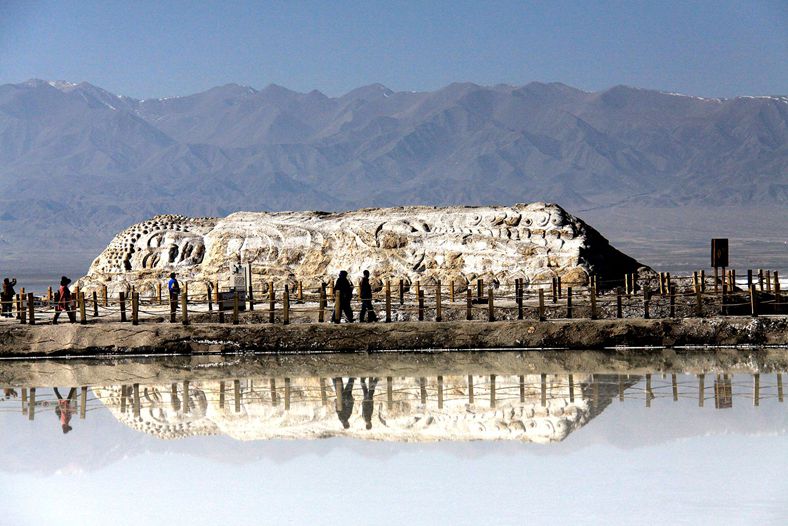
(711, 238), (729, 268)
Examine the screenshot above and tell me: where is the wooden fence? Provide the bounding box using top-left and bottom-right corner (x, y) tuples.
(1, 269), (784, 326)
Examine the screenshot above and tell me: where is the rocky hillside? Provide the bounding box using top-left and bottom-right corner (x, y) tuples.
(0, 79), (785, 269)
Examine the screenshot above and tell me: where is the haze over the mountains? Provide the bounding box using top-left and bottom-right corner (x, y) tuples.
(0, 78), (785, 271)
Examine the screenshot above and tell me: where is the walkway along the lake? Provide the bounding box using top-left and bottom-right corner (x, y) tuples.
(1, 271), (786, 356)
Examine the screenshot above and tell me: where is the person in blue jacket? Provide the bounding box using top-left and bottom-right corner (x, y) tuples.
(167, 272), (181, 307)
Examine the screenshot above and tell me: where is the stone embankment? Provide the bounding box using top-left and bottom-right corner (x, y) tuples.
(1, 317), (786, 357)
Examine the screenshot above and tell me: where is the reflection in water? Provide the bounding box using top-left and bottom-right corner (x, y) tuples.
(1, 349), (785, 444)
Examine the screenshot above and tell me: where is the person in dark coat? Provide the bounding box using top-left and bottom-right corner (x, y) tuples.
(359, 270), (376, 322)
(52, 276), (76, 324)
(333, 270), (354, 323)
(334, 377), (355, 429)
(1, 277), (16, 318)
(360, 377), (379, 430)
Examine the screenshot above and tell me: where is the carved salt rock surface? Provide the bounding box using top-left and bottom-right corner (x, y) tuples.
(82, 203), (644, 294)
(94, 375), (597, 443)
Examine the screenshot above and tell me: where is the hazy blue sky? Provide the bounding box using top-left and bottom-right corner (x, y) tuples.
(1, 0), (786, 99)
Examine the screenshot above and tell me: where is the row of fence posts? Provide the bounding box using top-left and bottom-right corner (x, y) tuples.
(3, 268), (783, 326)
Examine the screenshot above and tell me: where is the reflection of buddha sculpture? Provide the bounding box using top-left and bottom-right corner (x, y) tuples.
(94, 373), (629, 443)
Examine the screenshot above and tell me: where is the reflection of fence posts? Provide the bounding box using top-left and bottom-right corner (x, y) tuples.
(219, 381), (226, 409)
(467, 375), (474, 404)
(566, 287), (573, 319)
(466, 288), (472, 321)
(418, 290), (424, 321)
(698, 374), (705, 407)
(28, 388), (35, 420)
(753, 374), (760, 407)
(80, 386), (87, 419)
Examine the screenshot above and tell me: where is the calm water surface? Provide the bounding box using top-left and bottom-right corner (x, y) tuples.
(0, 350), (786, 525)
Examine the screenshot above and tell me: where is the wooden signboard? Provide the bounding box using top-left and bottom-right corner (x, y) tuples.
(711, 238), (728, 268)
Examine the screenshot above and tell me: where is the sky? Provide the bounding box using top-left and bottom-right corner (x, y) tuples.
(0, 0), (787, 99)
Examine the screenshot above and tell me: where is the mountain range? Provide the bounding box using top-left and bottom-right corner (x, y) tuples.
(0, 78), (785, 272)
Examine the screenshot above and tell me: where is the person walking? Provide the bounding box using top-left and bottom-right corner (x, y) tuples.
(334, 377), (355, 429)
(360, 377), (379, 430)
(167, 273), (181, 308)
(359, 270), (376, 322)
(52, 276), (76, 324)
(1, 277), (16, 318)
(54, 387), (77, 434)
(332, 270), (354, 323)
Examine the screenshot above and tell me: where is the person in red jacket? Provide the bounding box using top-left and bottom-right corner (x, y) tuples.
(52, 276), (76, 324)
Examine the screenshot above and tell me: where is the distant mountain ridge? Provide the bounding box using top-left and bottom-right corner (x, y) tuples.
(0, 78), (785, 262)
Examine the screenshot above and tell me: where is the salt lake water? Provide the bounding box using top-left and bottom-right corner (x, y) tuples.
(0, 349), (785, 525)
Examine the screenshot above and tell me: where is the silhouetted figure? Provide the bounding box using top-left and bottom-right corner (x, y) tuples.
(334, 377), (355, 429)
(1, 278), (16, 318)
(52, 276), (76, 324)
(361, 377), (379, 430)
(54, 387), (76, 434)
(332, 270), (354, 323)
(359, 270), (377, 322)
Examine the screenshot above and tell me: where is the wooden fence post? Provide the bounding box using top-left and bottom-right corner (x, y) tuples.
(625, 273), (631, 296)
(399, 279), (404, 305)
(214, 280), (220, 304)
(119, 292), (126, 322)
(538, 288), (546, 321)
(551, 277), (558, 303)
(47, 286), (53, 305)
(319, 283), (326, 322)
(92, 291), (98, 318)
(102, 285), (108, 307)
(517, 278), (524, 320)
(766, 270), (772, 293)
(132, 292), (139, 325)
(233, 291), (240, 325)
(27, 292), (35, 325)
(450, 280), (455, 303)
(418, 290), (424, 321)
(334, 291), (341, 323)
(248, 275), (255, 312)
(774, 271), (781, 312)
(487, 287), (495, 322)
(18, 294), (25, 324)
(79, 292), (86, 325)
(283, 285), (290, 325)
(435, 280), (442, 322)
(566, 286), (573, 318)
(750, 284), (758, 317)
(181, 292), (188, 325)
(747, 269), (753, 289)
(466, 287), (472, 321)
(207, 283), (213, 311)
(385, 280), (391, 323)
(590, 286), (597, 319)
(297, 281), (303, 303)
(477, 278), (483, 301)
(269, 281), (275, 323)
(700, 270), (705, 292)
(156, 282), (162, 305)
(557, 276), (562, 299)
(415, 280), (421, 303)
